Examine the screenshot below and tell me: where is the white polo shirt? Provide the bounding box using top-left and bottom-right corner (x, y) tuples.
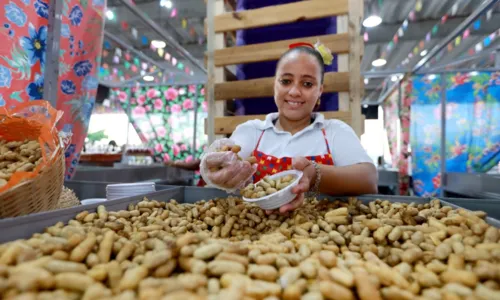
(230, 113), (374, 167)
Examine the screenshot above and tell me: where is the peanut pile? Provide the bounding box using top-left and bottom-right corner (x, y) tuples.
(0, 139), (43, 188)
(55, 187), (81, 210)
(242, 174), (297, 199)
(0, 196), (499, 300)
(209, 145), (257, 173)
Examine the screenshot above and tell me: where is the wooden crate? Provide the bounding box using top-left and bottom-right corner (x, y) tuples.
(205, 0), (364, 143)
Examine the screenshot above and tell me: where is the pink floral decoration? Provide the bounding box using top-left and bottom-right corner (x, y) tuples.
(147, 89), (157, 98)
(171, 104), (182, 113)
(180, 144), (187, 151)
(173, 144), (181, 156)
(137, 95), (146, 105)
(185, 155), (193, 163)
(163, 153), (171, 162)
(165, 88), (179, 100)
(154, 99), (163, 110)
(188, 85), (196, 93)
(118, 91), (128, 102)
(132, 106), (146, 117)
(182, 98), (193, 110)
(202, 101), (208, 112)
(156, 127), (167, 137)
(200, 88), (205, 96)
(155, 143), (164, 153)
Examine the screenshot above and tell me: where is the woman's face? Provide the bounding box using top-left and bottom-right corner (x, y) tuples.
(274, 51), (323, 121)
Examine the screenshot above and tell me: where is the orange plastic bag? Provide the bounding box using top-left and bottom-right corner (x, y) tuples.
(0, 101), (64, 193)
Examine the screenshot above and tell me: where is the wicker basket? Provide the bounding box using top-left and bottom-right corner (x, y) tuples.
(0, 148), (65, 218)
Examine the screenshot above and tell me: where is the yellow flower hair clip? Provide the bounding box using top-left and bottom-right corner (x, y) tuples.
(288, 40), (334, 66)
(314, 40), (333, 66)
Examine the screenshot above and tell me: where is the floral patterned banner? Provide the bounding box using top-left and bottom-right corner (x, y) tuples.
(383, 89), (400, 168)
(115, 84), (208, 163)
(399, 80), (411, 196)
(410, 72), (500, 197)
(0, 0), (106, 180)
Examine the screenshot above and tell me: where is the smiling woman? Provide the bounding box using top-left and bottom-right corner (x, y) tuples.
(200, 42), (378, 214)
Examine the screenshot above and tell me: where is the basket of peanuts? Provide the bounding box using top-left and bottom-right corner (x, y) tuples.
(0, 101), (66, 218)
(240, 170), (303, 210)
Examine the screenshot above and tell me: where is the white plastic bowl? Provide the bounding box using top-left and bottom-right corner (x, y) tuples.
(242, 170), (303, 210)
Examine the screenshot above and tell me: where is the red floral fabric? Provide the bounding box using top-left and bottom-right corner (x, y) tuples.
(0, 0), (106, 180)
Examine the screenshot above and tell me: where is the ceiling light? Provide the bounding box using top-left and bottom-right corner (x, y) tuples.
(469, 71), (478, 76)
(143, 75), (154, 82)
(363, 15), (382, 28)
(428, 74), (436, 80)
(105, 10), (115, 20)
(364, 78), (369, 84)
(160, 0), (172, 8)
(151, 40), (166, 49)
(420, 49), (428, 57)
(372, 58), (387, 67)
(363, 104), (368, 108)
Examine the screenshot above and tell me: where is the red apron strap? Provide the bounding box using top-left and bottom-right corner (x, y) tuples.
(321, 128), (332, 155)
(254, 130), (266, 152)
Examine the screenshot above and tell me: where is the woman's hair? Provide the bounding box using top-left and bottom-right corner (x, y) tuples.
(277, 46), (326, 83)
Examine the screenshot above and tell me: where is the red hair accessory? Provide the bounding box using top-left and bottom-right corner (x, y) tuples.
(288, 42), (314, 49)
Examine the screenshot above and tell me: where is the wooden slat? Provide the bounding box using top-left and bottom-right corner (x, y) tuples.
(212, 34), (349, 67)
(213, 0), (348, 33)
(215, 72), (349, 100)
(348, 0), (364, 136)
(205, 111), (352, 135)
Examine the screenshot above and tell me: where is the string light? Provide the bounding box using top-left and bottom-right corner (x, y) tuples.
(160, 0), (172, 9)
(372, 58), (387, 67)
(151, 40), (166, 49)
(105, 9), (115, 20)
(363, 15), (382, 28)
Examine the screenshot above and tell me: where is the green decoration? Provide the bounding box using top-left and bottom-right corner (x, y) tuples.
(432, 25), (438, 35)
(87, 130), (108, 144)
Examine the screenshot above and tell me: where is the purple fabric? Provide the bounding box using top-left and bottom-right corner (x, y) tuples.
(234, 0), (338, 115)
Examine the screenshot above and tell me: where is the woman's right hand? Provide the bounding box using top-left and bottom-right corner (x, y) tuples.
(204, 151), (255, 189)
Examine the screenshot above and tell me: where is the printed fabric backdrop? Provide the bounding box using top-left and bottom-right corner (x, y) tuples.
(114, 84), (208, 184)
(0, 0), (106, 180)
(382, 82), (411, 195)
(383, 89), (400, 168)
(410, 72), (500, 197)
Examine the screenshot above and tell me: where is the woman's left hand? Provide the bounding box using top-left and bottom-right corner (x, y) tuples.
(267, 157), (316, 214)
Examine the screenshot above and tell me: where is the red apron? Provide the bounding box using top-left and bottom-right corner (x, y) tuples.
(252, 128), (334, 182)
(198, 127), (334, 187)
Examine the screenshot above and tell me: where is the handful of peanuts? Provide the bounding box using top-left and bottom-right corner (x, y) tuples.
(0, 139), (43, 188)
(241, 174), (297, 199)
(208, 144), (257, 173)
(0, 195), (500, 300)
